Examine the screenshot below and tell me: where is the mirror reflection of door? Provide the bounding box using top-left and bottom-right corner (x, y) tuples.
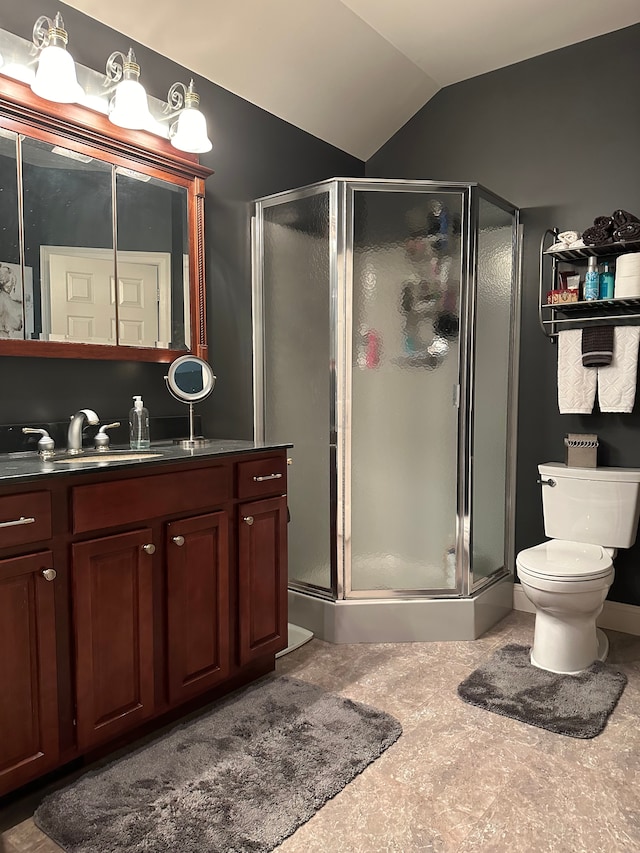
(41, 247), (171, 347)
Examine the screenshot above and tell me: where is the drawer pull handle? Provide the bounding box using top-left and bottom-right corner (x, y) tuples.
(243, 516), (254, 526)
(172, 535), (185, 547)
(253, 473), (283, 482)
(0, 516), (36, 529)
(142, 543), (156, 555)
(41, 568), (56, 581)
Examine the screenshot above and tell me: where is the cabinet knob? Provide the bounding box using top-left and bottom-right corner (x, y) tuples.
(172, 535), (185, 546)
(142, 543), (156, 555)
(41, 568), (56, 581)
(243, 516), (254, 526)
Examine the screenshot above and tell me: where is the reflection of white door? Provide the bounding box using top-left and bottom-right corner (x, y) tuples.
(41, 248), (171, 348)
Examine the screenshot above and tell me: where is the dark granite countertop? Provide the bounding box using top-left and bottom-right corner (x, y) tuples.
(0, 440), (292, 485)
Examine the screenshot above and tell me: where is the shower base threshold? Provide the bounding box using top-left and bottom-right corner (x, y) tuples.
(288, 576), (513, 644)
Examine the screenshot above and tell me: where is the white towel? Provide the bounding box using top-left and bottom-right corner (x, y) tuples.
(557, 329), (597, 414)
(597, 327), (640, 413)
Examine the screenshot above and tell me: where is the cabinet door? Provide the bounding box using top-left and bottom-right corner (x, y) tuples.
(238, 495), (288, 664)
(0, 551), (59, 796)
(166, 512), (230, 705)
(73, 529), (155, 750)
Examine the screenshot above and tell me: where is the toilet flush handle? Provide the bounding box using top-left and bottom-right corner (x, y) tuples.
(537, 477), (556, 487)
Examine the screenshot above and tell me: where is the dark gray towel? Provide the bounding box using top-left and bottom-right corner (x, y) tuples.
(582, 326), (614, 366)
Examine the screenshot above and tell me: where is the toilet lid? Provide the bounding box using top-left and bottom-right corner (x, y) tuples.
(517, 540), (613, 580)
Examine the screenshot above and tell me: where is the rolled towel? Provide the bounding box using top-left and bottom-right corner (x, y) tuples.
(612, 209), (640, 229)
(614, 221), (640, 242)
(583, 225), (614, 246)
(594, 215), (614, 230)
(582, 326), (614, 367)
(557, 230), (580, 246)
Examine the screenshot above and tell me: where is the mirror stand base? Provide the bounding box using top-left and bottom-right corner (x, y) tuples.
(173, 437), (216, 449)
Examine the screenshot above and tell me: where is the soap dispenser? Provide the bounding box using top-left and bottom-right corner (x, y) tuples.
(129, 395), (150, 450)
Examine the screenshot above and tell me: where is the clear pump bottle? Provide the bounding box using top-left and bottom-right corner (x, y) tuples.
(129, 395), (150, 450)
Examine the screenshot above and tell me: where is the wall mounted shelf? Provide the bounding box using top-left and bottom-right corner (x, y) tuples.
(539, 228), (640, 341)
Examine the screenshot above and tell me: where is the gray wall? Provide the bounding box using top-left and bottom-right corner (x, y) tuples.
(367, 24), (640, 605)
(1, 2), (363, 437)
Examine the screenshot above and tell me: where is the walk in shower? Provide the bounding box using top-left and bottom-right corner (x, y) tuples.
(253, 179), (520, 642)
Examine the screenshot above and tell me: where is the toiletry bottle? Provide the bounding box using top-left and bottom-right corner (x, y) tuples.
(599, 260), (615, 300)
(129, 395), (150, 450)
(584, 256), (599, 301)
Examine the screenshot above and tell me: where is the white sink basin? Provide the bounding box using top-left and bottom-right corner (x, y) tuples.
(53, 452), (163, 464)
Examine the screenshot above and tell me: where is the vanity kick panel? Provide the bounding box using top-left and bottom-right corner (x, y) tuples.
(72, 466), (232, 533)
(0, 491), (52, 547)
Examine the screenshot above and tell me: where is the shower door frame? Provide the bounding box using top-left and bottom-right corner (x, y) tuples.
(340, 179), (472, 599)
(253, 178), (520, 603)
(253, 179), (341, 602)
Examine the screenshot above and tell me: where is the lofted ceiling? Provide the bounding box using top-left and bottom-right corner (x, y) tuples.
(64, 0), (640, 160)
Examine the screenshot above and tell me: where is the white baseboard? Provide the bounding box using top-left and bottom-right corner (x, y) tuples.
(513, 584), (640, 636)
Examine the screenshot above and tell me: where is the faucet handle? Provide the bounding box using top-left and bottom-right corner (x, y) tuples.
(22, 427), (55, 459)
(94, 422), (120, 451)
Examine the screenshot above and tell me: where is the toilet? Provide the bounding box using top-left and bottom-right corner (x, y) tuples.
(516, 462), (640, 675)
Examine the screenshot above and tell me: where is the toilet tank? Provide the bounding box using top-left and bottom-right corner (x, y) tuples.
(539, 463), (640, 548)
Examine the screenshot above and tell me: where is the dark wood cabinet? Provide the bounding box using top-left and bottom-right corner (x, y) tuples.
(166, 511), (231, 705)
(238, 495), (288, 664)
(0, 551), (59, 796)
(72, 529), (155, 750)
(0, 446), (289, 795)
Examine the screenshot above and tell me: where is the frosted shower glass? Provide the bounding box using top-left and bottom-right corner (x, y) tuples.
(262, 192), (332, 591)
(349, 190), (463, 592)
(471, 197), (515, 585)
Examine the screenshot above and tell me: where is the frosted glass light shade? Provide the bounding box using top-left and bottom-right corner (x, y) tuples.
(109, 79), (153, 130)
(170, 107), (212, 154)
(32, 44), (83, 103)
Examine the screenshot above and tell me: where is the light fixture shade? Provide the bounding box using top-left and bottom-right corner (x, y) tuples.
(32, 44), (83, 103)
(109, 78), (153, 130)
(170, 106), (212, 154)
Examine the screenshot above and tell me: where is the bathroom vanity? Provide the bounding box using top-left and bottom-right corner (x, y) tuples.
(0, 442), (289, 796)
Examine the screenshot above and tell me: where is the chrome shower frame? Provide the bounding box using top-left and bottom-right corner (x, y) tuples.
(253, 178), (521, 615)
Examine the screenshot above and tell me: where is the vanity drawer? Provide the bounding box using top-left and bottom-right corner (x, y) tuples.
(0, 492), (52, 548)
(236, 455), (287, 500)
(72, 465), (232, 534)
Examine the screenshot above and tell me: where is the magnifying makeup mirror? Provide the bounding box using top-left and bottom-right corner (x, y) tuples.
(165, 355), (216, 449)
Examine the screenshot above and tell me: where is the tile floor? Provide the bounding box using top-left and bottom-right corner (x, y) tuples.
(2, 611), (640, 852)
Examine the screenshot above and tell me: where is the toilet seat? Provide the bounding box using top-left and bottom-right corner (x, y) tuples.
(517, 540), (613, 582)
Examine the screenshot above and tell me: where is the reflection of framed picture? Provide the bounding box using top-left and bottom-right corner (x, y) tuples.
(0, 262), (34, 340)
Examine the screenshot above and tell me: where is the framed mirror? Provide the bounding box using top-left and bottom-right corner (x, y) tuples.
(165, 355), (216, 448)
(0, 74), (212, 362)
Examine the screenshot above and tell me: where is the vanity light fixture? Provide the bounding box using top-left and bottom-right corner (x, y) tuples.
(165, 80), (212, 154)
(106, 48), (153, 130)
(31, 12), (84, 103)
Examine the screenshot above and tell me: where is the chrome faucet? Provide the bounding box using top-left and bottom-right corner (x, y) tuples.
(67, 409), (99, 454)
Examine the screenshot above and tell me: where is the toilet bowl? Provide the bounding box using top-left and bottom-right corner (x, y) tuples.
(517, 540), (614, 674)
(516, 462), (640, 675)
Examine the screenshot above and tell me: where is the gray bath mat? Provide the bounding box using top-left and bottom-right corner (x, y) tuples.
(35, 676), (402, 853)
(457, 643), (627, 739)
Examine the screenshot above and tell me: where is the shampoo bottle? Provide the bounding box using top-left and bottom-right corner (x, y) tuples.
(129, 395), (150, 450)
(584, 256), (599, 301)
(599, 260), (615, 299)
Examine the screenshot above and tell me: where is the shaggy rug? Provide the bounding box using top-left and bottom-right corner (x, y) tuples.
(457, 643), (627, 739)
(35, 676), (402, 853)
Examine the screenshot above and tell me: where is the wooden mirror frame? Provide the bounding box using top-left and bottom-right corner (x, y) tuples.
(0, 74), (213, 362)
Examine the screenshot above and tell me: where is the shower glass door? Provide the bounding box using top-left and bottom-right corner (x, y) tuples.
(256, 185), (334, 597)
(344, 184), (466, 596)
